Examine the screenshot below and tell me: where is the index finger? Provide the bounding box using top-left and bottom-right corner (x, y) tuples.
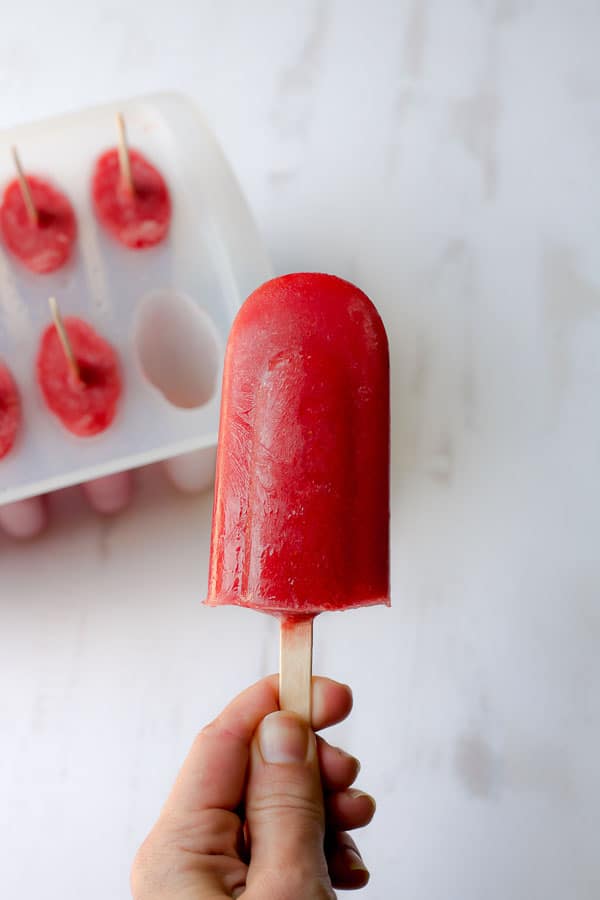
(163, 675), (352, 816)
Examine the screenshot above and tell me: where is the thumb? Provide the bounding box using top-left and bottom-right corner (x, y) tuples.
(245, 711), (333, 898)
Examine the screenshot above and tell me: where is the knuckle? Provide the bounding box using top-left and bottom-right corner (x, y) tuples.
(192, 718), (239, 749)
(164, 808), (242, 858)
(131, 813), (246, 899)
(249, 789), (324, 827)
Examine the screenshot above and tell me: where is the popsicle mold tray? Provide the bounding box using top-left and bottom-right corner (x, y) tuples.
(0, 93), (271, 506)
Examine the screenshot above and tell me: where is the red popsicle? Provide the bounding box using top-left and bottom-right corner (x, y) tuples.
(0, 361), (21, 459)
(37, 308), (122, 438)
(91, 114), (171, 250)
(205, 273), (390, 717)
(0, 152), (77, 274)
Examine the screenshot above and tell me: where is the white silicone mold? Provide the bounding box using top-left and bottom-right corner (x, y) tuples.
(0, 92), (271, 506)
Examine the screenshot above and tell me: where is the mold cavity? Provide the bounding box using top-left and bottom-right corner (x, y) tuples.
(134, 289), (220, 409)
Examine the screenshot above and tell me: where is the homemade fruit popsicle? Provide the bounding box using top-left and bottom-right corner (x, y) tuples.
(36, 317), (122, 437)
(91, 148), (171, 249)
(206, 273), (390, 617)
(206, 273), (389, 717)
(0, 175), (77, 273)
(0, 360), (21, 459)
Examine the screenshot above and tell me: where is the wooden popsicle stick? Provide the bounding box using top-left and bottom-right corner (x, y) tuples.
(48, 296), (81, 385)
(11, 146), (38, 225)
(279, 617), (313, 722)
(116, 112), (134, 194)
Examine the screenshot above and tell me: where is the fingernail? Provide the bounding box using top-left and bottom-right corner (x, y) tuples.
(344, 846), (369, 875)
(348, 788), (376, 809)
(258, 712), (311, 764)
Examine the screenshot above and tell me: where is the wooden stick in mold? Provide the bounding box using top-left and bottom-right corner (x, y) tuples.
(48, 296), (81, 385)
(116, 112), (134, 195)
(11, 146), (38, 226)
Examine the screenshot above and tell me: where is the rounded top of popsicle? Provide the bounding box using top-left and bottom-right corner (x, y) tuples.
(232, 271), (388, 353)
(207, 273), (390, 619)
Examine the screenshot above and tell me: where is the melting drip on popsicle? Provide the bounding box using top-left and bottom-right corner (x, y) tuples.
(205, 273), (390, 719)
(37, 297), (122, 437)
(0, 359), (22, 459)
(91, 112), (171, 249)
(0, 146), (77, 274)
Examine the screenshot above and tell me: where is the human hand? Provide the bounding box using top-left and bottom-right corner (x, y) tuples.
(131, 676), (375, 899)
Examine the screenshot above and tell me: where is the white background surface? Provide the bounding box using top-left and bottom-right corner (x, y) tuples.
(1, 2), (600, 898)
